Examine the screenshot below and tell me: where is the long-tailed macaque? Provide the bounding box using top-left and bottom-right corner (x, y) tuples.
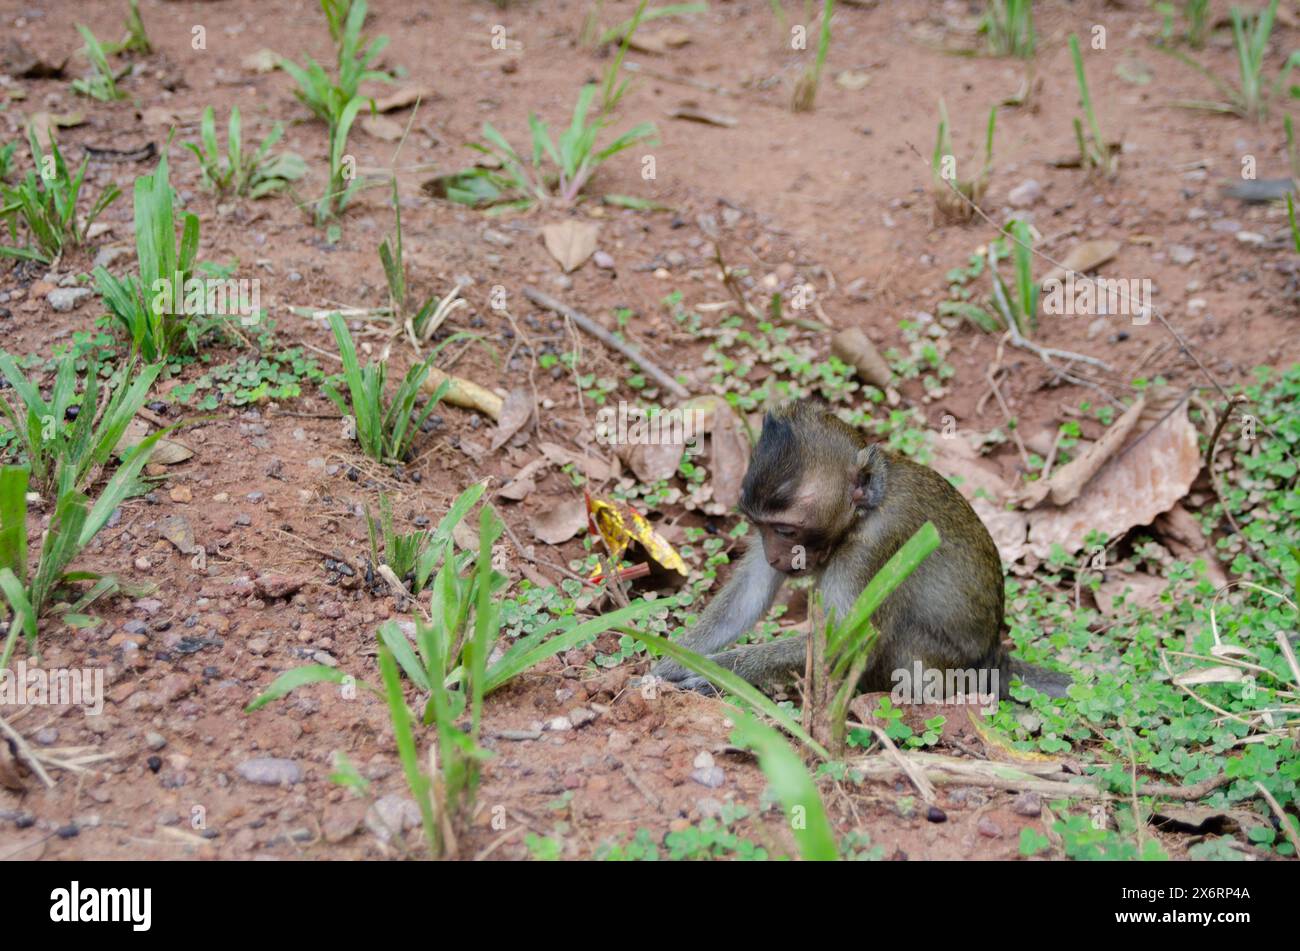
(652, 401), (1068, 699)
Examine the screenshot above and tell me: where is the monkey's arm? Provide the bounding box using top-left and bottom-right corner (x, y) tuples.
(652, 538), (785, 683)
(673, 634), (808, 694)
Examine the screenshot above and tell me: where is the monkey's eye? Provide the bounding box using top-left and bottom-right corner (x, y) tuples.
(771, 525), (798, 539)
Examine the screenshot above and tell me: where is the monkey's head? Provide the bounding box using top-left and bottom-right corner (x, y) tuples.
(738, 402), (877, 575)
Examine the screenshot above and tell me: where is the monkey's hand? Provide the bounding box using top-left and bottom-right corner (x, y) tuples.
(674, 675), (721, 696)
(649, 658), (721, 696)
(648, 656), (691, 684)
(656, 637), (808, 695)
(650, 649), (741, 687)
(650, 652), (733, 694)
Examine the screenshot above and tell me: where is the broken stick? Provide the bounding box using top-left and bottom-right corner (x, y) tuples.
(522, 286), (691, 400)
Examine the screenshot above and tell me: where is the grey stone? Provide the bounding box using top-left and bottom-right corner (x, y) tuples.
(47, 287), (92, 312)
(236, 757), (302, 786)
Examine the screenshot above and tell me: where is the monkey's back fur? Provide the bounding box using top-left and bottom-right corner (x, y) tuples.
(822, 447), (1006, 692)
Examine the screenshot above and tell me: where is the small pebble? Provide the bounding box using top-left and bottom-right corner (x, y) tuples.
(236, 757), (302, 786)
(690, 766), (725, 789)
(1012, 791), (1042, 817)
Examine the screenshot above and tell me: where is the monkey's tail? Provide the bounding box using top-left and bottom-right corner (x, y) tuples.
(1002, 656), (1073, 700)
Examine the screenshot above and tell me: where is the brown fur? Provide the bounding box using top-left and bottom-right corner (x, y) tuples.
(653, 401), (1066, 700)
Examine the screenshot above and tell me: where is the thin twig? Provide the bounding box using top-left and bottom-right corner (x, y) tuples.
(986, 362), (1032, 471)
(0, 714), (55, 789)
(523, 286), (690, 399)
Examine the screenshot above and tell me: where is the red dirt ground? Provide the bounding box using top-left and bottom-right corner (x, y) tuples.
(0, 0), (1295, 859)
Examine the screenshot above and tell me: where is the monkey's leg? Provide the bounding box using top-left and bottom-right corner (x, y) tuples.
(652, 539), (785, 683)
(675, 634), (809, 694)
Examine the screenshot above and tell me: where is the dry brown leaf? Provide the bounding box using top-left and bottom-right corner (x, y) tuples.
(1019, 395), (1146, 509)
(1156, 503), (1230, 590)
(971, 497), (1030, 565)
(373, 85), (437, 112)
(490, 387), (534, 451)
(530, 498), (587, 545)
(539, 441), (611, 481)
(1039, 239), (1122, 287)
(457, 438), (487, 464)
(1174, 665), (1247, 686)
(618, 439), (685, 483)
(709, 402), (750, 509)
(498, 458), (550, 502)
(116, 418), (193, 465)
(675, 395), (752, 509)
(666, 103), (738, 127)
(360, 114), (405, 142)
(1024, 389), (1200, 559)
(927, 432), (1011, 502)
(606, 403), (697, 482)
(542, 221), (599, 273)
(629, 28), (692, 54)
(452, 519), (479, 552)
(158, 515), (197, 555)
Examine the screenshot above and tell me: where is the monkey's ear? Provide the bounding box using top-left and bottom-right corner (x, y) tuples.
(852, 444), (887, 512)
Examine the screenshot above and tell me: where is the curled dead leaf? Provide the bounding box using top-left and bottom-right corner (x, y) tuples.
(1173, 665), (1247, 687)
(490, 387), (534, 451)
(452, 519), (480, 552)
(374, 85), (437, 112)
(927, 430), (1012, 502)
(629, 28), (692, 54)
(831, 326), (891, 390)
(667, 103), (738, 127)
(971, 497), (1030, 566)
